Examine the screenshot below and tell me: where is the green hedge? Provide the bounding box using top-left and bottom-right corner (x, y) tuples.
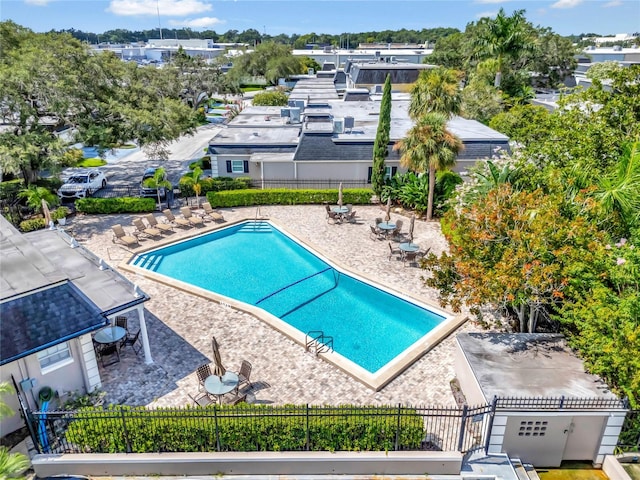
(179, 176), (252, 198)
(75, 197), (156, 214)
(64, 405), (425, 453)
(19, 207), (71, 232)
(207, 188), (373, 208)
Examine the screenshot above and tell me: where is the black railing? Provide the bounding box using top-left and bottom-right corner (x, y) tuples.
(28, 403), (491, 455)
(618, 409), (640, 452)
(249, 179), (369, 190)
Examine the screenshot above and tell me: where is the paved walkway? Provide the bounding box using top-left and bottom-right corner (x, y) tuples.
(68, 204), (480, 408)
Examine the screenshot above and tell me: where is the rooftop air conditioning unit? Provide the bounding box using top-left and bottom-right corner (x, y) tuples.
(333, 118), (345, 134)
(289, 107), (301, 123)
(288, 100), (297, 107)
(280, 108), (290, 118)
(308, 68), (315, 75)
(344, 116), (355, 131)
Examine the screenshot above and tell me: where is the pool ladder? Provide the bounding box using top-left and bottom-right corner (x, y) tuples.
(305, 330), (334, 356)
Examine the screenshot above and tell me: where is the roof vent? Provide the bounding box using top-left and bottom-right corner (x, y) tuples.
(289, 107), (301, 123)
(333, 118), (345, 134)
(344, 116), (355, 132)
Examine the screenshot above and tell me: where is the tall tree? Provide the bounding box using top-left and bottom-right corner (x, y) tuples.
(409, 67), (462, 120)
(393, 112), (463, 220)
(371, 74), (392, 198)
(474, 8), (533, 88)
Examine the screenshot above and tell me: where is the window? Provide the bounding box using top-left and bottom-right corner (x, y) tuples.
(37, 342), (72, 373)
(232, 161), (245, 173)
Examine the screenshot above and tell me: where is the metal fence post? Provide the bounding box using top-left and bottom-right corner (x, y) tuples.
(120, 407), (132, 453)
(305, 404), (310, 451)
(395, 404), (401, 451)
(457, 405), (469, 452)
(484, 396), (498, 455)
(214, 406), (221, 452)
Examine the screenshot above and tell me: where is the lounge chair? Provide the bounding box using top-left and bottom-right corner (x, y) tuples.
(202, 202), (225, 222)
(162, 209), (191, 228)
(132, 218), (162, 238)
(111, 224), (139, 247)
(180, 207), (204, 227)
(188, 391), (214, 407)
(145, 213), (173, 233)
(237, 360), (253, 391)
(388, 242), (401, 261)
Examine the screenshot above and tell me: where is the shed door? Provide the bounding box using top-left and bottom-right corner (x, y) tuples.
(503, 416), (571, 467)
(563, 415), (606, 461)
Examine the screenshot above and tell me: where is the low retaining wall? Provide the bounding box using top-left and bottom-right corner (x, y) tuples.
(33, 451), (463, 477)
(603, 454), (640, 480)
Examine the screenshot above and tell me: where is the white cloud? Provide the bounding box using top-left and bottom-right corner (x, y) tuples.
(24, 0), (52, 5)
(168, 16), (223, 28)
(603, 0), (622, 7)
(107, 0), (212, 17)
(550, 0), (584, 9)
(475, 10), (498, 18)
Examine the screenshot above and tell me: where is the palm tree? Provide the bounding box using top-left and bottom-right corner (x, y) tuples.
(409, 67), (463, 120)
(475, 8), (532, 88)
(189, 166), (204, 207)
(145, 167), (172, 210)
(593, 139), (640, 230)
(394, 112), (463, 220)
(0, 382), (30, 480)
(17, 185), (59, 213)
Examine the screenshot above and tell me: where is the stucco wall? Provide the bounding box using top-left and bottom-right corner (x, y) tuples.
(0, 338), (88, 435)
(453, 339), (486, 406)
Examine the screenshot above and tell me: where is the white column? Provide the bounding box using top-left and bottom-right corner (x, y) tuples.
(79, 334), (102, 392)
(595, 412), (627, 465)
(137, 304), (153, 365)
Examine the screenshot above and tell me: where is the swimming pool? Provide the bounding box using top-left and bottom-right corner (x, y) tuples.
(126, 220), (461, 390)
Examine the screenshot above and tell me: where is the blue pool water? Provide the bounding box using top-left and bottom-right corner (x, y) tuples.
(132, 222), (445, 373)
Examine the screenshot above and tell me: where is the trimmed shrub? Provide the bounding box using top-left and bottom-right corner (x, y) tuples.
(75, 197), (156, 214)
(18, 207), (70, 232)
(64, 405), (425, 453)
(207, 188), (373, 208)
(179, 176), (252, 198)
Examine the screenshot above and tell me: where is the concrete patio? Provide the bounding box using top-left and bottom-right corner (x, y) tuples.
(65, 204), (480, 408)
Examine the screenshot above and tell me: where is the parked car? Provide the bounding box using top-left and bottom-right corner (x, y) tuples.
(139, 167), (168, 199)
(57, 169), (107, 199)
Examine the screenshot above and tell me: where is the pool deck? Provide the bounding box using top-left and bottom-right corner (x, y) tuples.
(68, 204), (481, 407)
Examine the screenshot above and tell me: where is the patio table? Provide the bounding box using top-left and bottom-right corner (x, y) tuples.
(378, 222), (396, 237)
(399, 243), (420, 253)
(332, 206), (349, 214)
(204, 372), (239, 403)
(94, 326), (127, 345)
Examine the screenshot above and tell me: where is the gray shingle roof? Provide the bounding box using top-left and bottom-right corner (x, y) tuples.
(0, 281), (107, 365)
(293, 133), (400, 162)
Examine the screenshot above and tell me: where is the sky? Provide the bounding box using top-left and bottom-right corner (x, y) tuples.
(1, 0), (639, 38)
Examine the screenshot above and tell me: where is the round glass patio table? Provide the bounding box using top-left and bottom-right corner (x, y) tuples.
(204, 372), (239, 400)
(378, 222), (396, 231)
(332, 206), (349, 214)
(94, 326), (126, 344)
(399, 242), (419, 252)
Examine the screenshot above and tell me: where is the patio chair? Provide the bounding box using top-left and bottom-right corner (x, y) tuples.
(222, 392), (247, 406)
(375, 217), (383, 226)
(388, 242), (401, 261)
(327, 210), (341, 224)
(392, 219), (405, 240)
(202, 202), (225, 222)
(111, 224), (139, 247)
(237, 360), (253, 391)
(162, 209), (191, 228)
(99, 343), (120, 367)
(402, 250), (420, 267)
(188, 391), (214, 407)
(324, 204), (332, 218)
(180, 207), (204, 227)
(343, 210), (357, 223)
(369, 225), (384, 240)
(145, 213), (174, 233)
(115, 316), (129, 332)
(132, 218), (162, 239)
(121, 329), (142, 355)
(196, 363), (212, 391)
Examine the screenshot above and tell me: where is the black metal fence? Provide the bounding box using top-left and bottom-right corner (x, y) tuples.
(248, 179), (370, 190)
(28, 403), (492, 455)
(618, 409), (640, 452)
